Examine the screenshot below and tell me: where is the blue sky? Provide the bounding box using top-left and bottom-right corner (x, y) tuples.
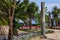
(29, 0), (60, 12)
(19, 0), (60, 24)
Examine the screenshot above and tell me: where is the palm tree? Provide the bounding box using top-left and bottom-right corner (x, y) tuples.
(0, 0), (16, 40)
(0, 12), (8, 25)
(34, 12), (41, 24)
(26, 2), (38, 29)
(15, 1), (38, 29)
(52, 6), (59, 27)
(13, 0), (29, 35)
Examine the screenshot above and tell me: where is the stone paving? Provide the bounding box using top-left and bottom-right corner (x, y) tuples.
(40, 29), (60, 40)
(0, 29), (60, 40)
(45, 29), (60, 40)
(29, 29), (60, 40)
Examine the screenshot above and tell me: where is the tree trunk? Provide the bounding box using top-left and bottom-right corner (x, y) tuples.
(41, 2), (46, 38)
(13, 27), (18, 36)
(13, 19), (18, 36)
(8, 9), (13, 40)
(54, 19), (56, 27)
(29, 19), (32, 29)
(13, 0), (17, 36)
(49, 12), (51, 28)
(8, 0), (16, 40)
(56, 19), (58, 27)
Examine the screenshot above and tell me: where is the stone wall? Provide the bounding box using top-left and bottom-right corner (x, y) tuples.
(13, 31), (41, 40)
(0, 26), (9, 35)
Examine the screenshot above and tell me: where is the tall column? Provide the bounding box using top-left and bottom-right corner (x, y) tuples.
(41, 2), (46, 38)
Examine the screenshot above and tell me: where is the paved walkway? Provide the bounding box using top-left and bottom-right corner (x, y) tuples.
(29, 29), (60, 40)
(45, 29), (60, 40)
(0, 29), (60, 40)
